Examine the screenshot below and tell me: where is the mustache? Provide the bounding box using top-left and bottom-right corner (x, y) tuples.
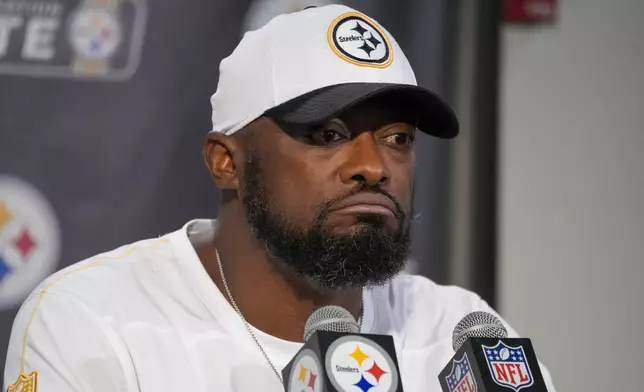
(322, 184), (406, 221)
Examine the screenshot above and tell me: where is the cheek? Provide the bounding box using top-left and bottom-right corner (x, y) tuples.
(399, 181), (415, 213)
(264, 160), (327, 222)
(384, 160), (415, 211)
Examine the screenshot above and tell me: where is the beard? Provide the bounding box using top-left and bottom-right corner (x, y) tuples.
(241, 153), (413, 291)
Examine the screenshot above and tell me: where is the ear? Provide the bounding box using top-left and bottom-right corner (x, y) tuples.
(203, 132), (242, 190)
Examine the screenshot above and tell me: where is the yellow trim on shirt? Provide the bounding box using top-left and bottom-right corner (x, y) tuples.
(19, 238), (169, 373)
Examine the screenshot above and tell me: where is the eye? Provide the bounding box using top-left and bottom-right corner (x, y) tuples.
(313, 130), (343, 144)
(307, 125), (350, 146)
(383, 132), (415, 146)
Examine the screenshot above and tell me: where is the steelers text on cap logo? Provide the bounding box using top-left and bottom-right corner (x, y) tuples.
(327, 12), (393, 68)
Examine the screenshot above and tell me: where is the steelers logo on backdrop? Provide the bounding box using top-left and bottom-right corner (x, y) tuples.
(288, 349), (323, 392)
(327, 12), (393, 68)
(69, 7), (123, 61)
(325, 335), (398, 392)
(0, 176), (61, 310)
(0, 0), (147, 81)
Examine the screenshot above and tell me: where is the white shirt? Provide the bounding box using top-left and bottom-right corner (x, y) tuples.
(4, 220), (556, 391)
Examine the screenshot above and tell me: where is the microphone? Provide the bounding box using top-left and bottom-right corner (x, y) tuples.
(282, 305), (404, 391)
(303, 305), (360, 341)
(438, 311), (550, 392)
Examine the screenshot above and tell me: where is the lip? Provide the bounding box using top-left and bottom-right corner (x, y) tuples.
(330, 193), (397, 216)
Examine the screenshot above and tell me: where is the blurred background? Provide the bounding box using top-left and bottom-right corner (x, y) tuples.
(0, 0), (642, 390)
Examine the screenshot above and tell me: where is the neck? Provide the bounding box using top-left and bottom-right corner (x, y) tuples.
(197, 204), (363, 343)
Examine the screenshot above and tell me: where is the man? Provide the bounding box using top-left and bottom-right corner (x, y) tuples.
(4, 4), (556, 392)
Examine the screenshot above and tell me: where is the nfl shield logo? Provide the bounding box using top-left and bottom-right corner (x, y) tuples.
(445, 353), (477, 392)
(482, 341), (534, 391)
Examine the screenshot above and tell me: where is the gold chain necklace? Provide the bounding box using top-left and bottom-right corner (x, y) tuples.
(215, 249), (364, 383)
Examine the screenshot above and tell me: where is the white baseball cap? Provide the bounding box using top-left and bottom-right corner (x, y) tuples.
(210, 4), (458, 138)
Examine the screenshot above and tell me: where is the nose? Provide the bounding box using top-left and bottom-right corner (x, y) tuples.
(339, 133), (389, 187)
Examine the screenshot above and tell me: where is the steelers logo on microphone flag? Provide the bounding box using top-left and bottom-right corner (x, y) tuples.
(445, 353), (477, 392)
(482, 341), (534, 392)
(287, 349), (323, 392)
(325, 335), (398, 392)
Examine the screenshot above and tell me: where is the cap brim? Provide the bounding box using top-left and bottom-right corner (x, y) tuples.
(264, 83), (459, 138)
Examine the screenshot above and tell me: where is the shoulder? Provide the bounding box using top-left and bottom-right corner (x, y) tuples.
(370, 274), (499, 347)
(4, 234), (179, 389)
(371, 275), (559, 391)
(377, 273), (492, 316)
(13, 233), (180, 327)
(38, 235), (172, 297)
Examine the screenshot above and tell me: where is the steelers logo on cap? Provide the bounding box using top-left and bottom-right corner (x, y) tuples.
(327, 12), (393, 68)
